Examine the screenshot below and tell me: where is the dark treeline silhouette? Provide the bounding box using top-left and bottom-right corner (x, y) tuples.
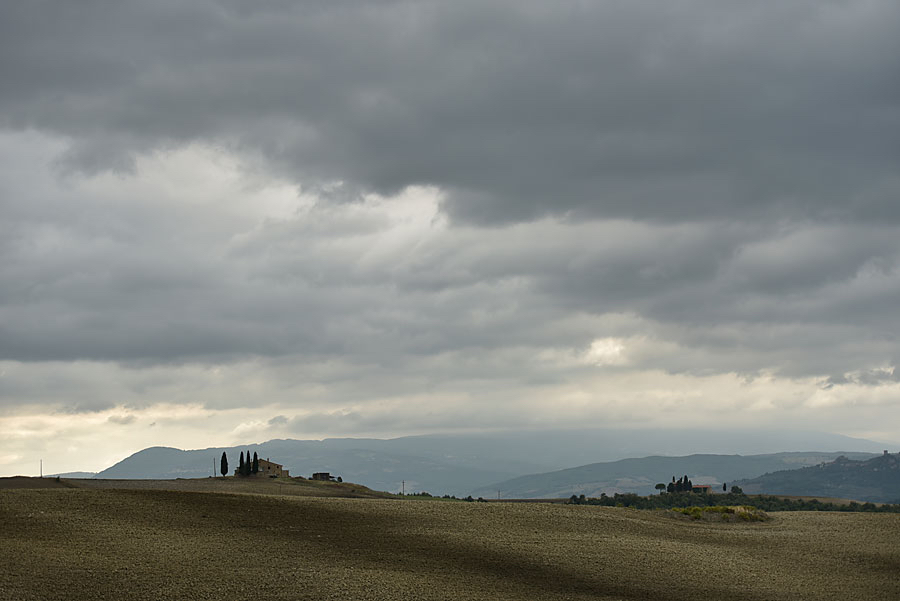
(237, 450), (259, 476)
(568, 491), (900, 513)
(666, 475), (693, 493)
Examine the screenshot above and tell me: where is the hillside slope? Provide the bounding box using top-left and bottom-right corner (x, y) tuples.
(2, 489), (898, 600)
(90, 429), (892, 496)
(94, 443), (517, 495)
(735, 452), (900, 503)
(471, 452), (877, 498)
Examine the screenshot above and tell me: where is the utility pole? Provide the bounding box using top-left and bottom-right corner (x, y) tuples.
(498, 489), (501, 500)
(213, 457), (216, 478)
(40, 459), (43, 478)
(402, 480), (405, 495)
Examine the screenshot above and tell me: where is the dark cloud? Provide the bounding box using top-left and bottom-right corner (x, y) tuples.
(2, 1), (899, 224)
(267, 415), (288, 427)
(824, 367), (900, 389)
(2, 0), (900, 446)
(107, 414), (136, 425)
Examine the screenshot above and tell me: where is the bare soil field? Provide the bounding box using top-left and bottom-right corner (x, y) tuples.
(1, 488), (898, 601)
(0, 475), (394, 498)
(0, 476), (74, 490)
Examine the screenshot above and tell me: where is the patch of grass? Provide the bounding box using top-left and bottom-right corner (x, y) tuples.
(670, 505), (770, 522)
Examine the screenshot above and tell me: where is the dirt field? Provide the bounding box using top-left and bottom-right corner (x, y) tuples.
(1, 487), (898, 601)
(56, 476), (395, 499)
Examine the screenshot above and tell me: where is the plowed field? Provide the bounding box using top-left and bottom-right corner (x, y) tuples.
(1, 488), (897, 600)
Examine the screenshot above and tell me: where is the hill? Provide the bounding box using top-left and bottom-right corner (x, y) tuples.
(47, 471), (97, 479)
(0, 474), (396, 499)
(734, 452), (900, 503)
(89, 429), (891, 496)
(2, 488), (898, 600)
(94, 443), (518, 496)
(471, 452), (878, 499)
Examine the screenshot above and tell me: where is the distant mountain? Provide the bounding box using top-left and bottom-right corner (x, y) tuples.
(94, 443), (519, 495)
(734, 452), (900, 503)
(470, 452), (879, 499)
(93, 428), (894, 496)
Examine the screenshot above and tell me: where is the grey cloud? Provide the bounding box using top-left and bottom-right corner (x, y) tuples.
(824, 368), (900, 389)
(2, 1), (900, 429)
(107, 414), (136, 425)
(2, 1), (899, 224)
(2, 150), (899, 381)
(268, 415), (288, 427)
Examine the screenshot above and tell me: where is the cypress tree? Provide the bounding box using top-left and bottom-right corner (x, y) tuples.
(239, 451), (245, 476)
(252, 452), (259, 474)
(220, 452), (228, 478)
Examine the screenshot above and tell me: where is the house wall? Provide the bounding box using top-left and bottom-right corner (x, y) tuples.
(257, 459), (285, 477)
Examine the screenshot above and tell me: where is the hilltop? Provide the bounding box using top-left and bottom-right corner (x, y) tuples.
(0, 474), (394, 499)
(734, 452), (900, 503)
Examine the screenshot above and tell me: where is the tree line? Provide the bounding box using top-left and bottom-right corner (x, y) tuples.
(218, 451), (259, 477)
(567, 490), (900, 513)
(661, 475), (693, 493)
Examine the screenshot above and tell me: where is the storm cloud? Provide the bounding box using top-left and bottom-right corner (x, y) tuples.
(1, 1), (899, 474)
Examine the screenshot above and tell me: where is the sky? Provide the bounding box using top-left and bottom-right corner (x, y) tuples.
(2, 1), (900, 476)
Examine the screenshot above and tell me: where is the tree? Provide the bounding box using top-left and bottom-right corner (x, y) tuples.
(239, 451), (245, 476)
(220, 452), (228, 478)
(723, 482), (727, 492)
(731, 485), (743, 495)
(655, 483), (666, 494)
(252, 452), (259, 474)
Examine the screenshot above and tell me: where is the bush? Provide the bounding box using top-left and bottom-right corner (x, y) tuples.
(564, 490), (900, 514)
(671, 505), (768, 522)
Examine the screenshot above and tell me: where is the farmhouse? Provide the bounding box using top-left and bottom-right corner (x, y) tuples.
(234, 458), (290, 477)
(691, 485), (713, 494)
(258, 458), (289, 477)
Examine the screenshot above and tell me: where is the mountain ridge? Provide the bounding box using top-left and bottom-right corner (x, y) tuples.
(88, 429), (894, 496)
(734, 452), (900, 503)
(470, 451), (879, 498)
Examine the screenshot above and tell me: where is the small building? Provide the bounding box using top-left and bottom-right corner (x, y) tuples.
(311, 472), (336, 481)
(692, 485), (713, 494)
(258, 458), (289, 478)
(234, 457), (290, 477)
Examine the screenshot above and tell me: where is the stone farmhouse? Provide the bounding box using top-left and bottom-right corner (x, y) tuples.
(259, 458), (289, 477)
(234, 458), (290, 477)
